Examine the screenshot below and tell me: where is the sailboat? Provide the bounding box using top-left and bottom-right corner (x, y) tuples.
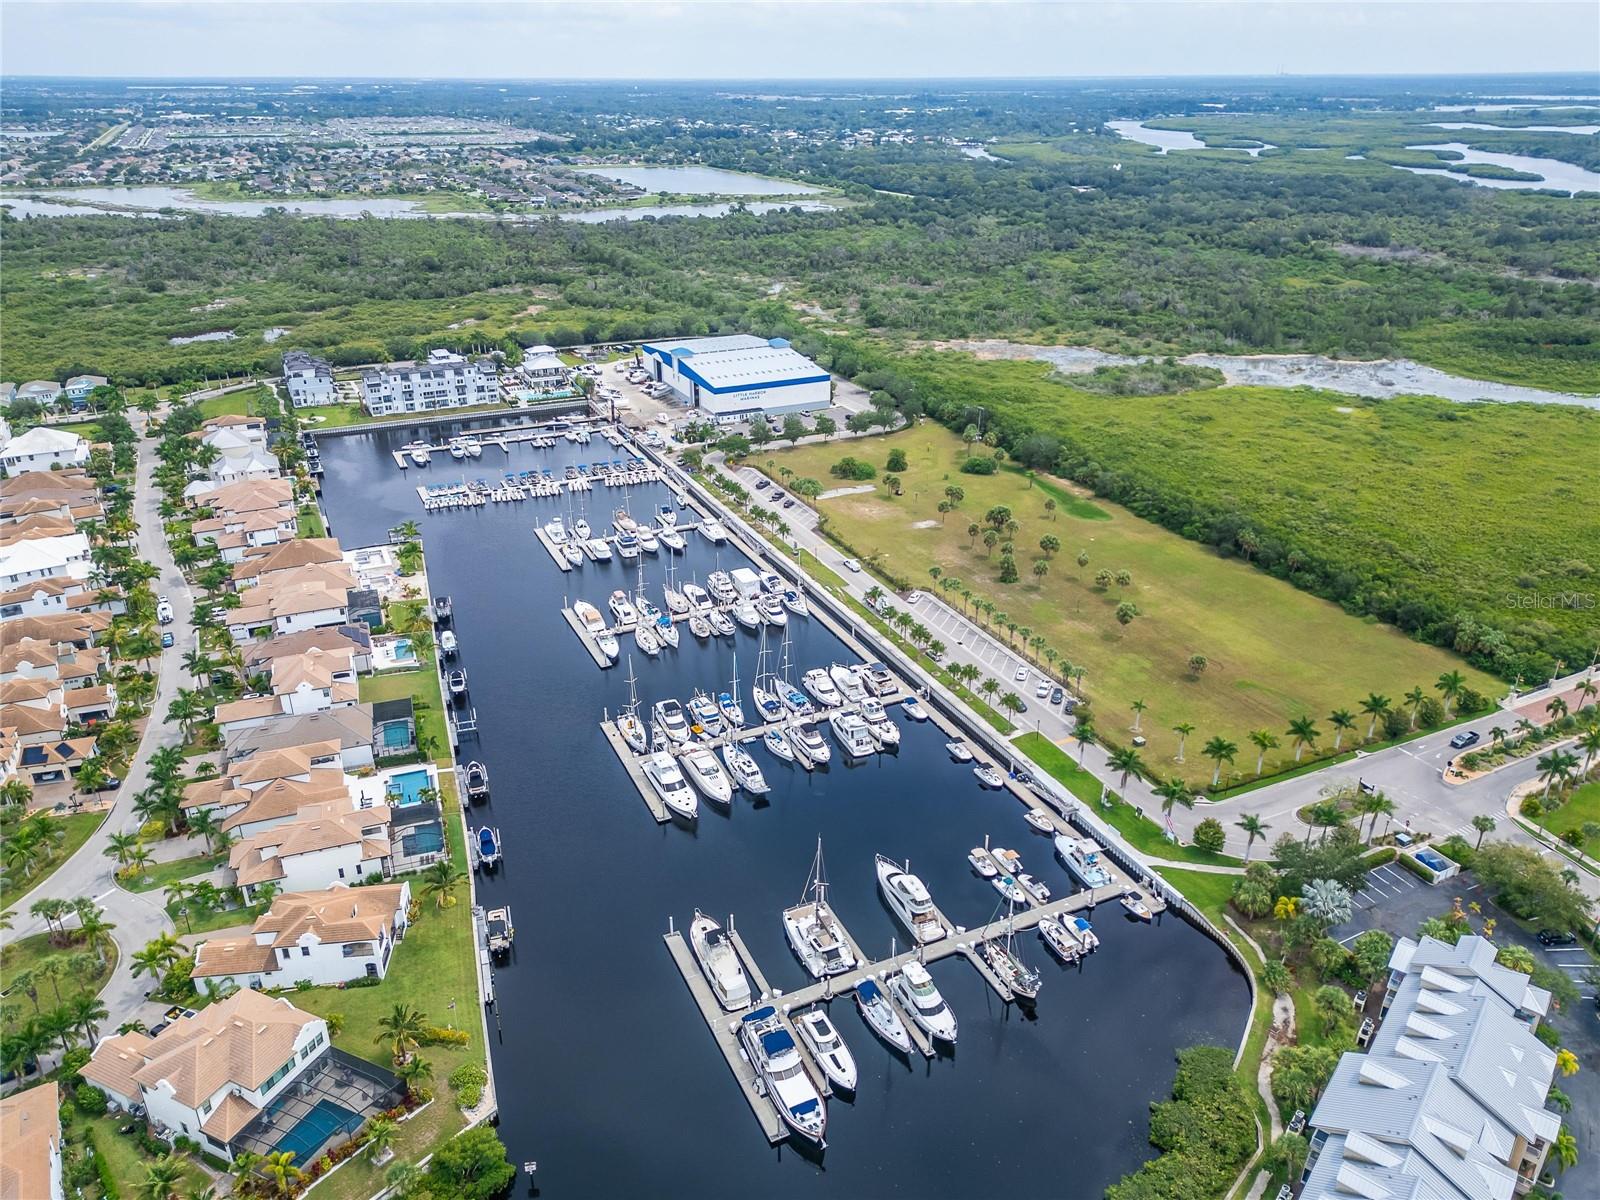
(782, 839), (859, 979)
(980, 905), (1043, 1004)
(776, 631), (813, 717)
(616, 658), (647, 754)
(751, 634), (785, 723)
(718, 657), (746, 728)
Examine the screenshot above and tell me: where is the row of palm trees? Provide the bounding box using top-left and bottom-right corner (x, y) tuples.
(1, 900), (117, 1082)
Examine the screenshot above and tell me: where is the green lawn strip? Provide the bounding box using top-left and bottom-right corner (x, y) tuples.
(195, 390), (256, 419)
(302, 400), (519, 432)
(122, 851), (226, 894)
(359, 668), (448, 759)
(288, 813), (479, 1198)
(166, 901), (262, 936)
(75, 1113), (212, 1196)
(297, 505), (327, 538)
(1014, 732), (1244, 866)
(1536, 780), (1600, 856)
(0, 812), (107, 910)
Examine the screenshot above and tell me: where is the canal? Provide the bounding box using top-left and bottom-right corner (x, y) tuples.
(315, 418), (1251, 1199)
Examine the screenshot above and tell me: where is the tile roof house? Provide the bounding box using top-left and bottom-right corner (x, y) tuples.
(81, 989), (329, 1161)
(1302, 935), (1560, 1200)
(223, 704), (376, 771)
(0, 1081), (65, 1200)
(189, 477), (297, 562)
(241, 625), (372, 676)
(224, 562), (353, 644)
(226, 800), (391, 898)
(0, 532), (92, 590)
(193, 881), (410, 990)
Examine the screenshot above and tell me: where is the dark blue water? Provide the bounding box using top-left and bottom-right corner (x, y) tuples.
(316, 420), (1250, 1200)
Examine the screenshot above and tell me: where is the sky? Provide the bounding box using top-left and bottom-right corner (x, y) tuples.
(2, 2), (1597, 80)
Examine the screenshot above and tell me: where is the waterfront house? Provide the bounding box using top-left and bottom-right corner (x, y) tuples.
(0, 426), (91, 474)
(192, 881), (410, 991)
(240, 625), (373, 676)
(282, 350), (338, 408)
(224, 704), (377, 772)
(189, 477), (297, 562)
(371, 696), (417, 759)
(1301, 934), (1558, 1199)
(224, 567), (351, 643)
(191, 418), (279, 486)
(0, 1081), (65, 1200)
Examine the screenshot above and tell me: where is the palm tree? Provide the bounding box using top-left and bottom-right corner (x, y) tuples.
(375, 1003), (427, 1064)
(364, 1116), (401, 1164)
(1154, 778), (1192, 833)
(1286, 716), (1320, 763)
(40, 1006), (81, 1055)
(1074, 720), (1097, 765)
(1107, 747), (1148, 796)
(1580, 727), (1600, 774)
(1359, 693), (1392, 741)
(1436, 670), (1465, 717)
(1363, 794), (1397, 843)
(1404, 685), (1427, 728)
(1171, 722), (1195, 764)
(104, 830), (142, 868)
(1538, 750), (1580, 801)
(137, 1153), (187, 1200)
(398, 1054), (434, 1098)
(1554, 1127), (1579, 1172)
(67, 991), (110, 1048)
(225, 1151), (262, 1194)
(1129, 699), (1147, 734)
(1236, 814), (1269, 862)
(1305, 801), (1347, 845)
(422, 859), (466, 910)
(1328, 709), (1355, 751)
(1548, 696), (1570, 723)
(261, 1150), (304, 1197)
(1248, 729), (1279, 776)
(1470, 814), (1497, 848)
(1202, 736), (1238, 789)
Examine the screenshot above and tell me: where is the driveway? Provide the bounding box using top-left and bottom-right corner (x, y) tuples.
(10, 409), (192, 1031)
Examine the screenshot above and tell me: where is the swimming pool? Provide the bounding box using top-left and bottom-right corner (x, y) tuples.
(402, 825), (445, 857)
(272, 1098), (363, 1165)
(380, 722), (413, 749)
(385, 768), (434, 806)
(392, 638), (417, 663)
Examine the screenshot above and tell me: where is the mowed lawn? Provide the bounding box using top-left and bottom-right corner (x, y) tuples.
(762, 424), (1497, 783)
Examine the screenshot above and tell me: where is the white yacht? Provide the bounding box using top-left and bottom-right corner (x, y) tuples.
(783, 840), (858, 979)
(439, 629), (458, 657)
(1025, 809), (1056, 834)
(780, 588), (809, 617)
(617, 660), (648, 754)
(733, 599), (762, 629)
(655, 503), (678, 529)
(789, 723), (830, 765)
(1055, 835), (1113, 889)
(722, 742), (769, 794)
(642, 752), (696, 819)
(575, 600), (608, 638)
(801, 667), (843, 708)
(974, 764), (1005, 789)
(829, 710), (877, 759)
(700, 520), (731, 544)
(890, 962), (958, 1044)
(572, 516), (592, 540)
(875, 854), (946, 944)
(585, 538), (613, 562)
(448, 439), (467, 460)
(1037, 915), (1083, 964)
(652, 698), (691, 744)
(688, 614), (712, 639)
(946, 741), (975, 763)
(633, 622), (660, 658)
(738, 1007), (826, 1145)
(796, 1009), (858, 1093)
(659, 527), (686, 552)
(763, 727), (795, 762)
(689, 911), (752, 1012)
(707, 571), (737, 604)
(544, 517), (568, 544)
(616, 531), (641, 561)
(760, 593), (788, 626)
(901, 697), (930, 722)
(829, 663), (867, 703)
(863, 662), (897, 697)
(408, 444), (431, 467)
(607, 589), (637, 626)
(681, 745), (733, 805)
(855, 979), (912, 1054)
(562, 542), (585, 567)
(759, 570), (785, 594)
(637, 527), (659, 554)
(967, 847), (998, 877)
(463, 436), (483, 458)
(683, 582), (712, 612)
(859, 697), (899, 746)
(596, 630), (619, 662)
(708, 610), (737, 638)
(687, 691), (724, 736)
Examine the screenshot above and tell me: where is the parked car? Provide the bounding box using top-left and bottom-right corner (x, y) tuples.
(1448, 730), (1481, 749)
(1013, 665), (1028, 683)
(769, 491), (784, 503)
(160, 631), (175, 649)
(1034, 680), (1050, 699)
(782, 498), (796, 508)
(842, 558), (861, 573)
(1537, 929), (1578, 948)
(1050, 686), (1064, 705)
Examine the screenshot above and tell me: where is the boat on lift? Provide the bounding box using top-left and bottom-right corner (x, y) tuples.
(485, 907), (514, 958)
(890, 962), (958, 1044)
(439, 630), (458, 658)
(446, 669), (467, 698)
(432, 595), (453, 624)
(722, 742), (769, 794)
(796, 1009), (858, 1094)
(855, 979), (912, 1054)
(464, 761), (489, 799)
(738, 1006), (827, 1145)
(642, 751), (696, 820)
(690, 911), (752, 1011)
(783, 839), (858, 979)
(876, 854), (946, 944)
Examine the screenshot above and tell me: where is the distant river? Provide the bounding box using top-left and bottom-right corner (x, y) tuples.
(575, 164), (821, 195)
(940, 341), (1599, 408)
(1392, 142), (1600, 195)
(1107, 119), (1275, 156)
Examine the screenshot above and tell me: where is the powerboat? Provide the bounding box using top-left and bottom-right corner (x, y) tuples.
(587, 538), (613, 562)
(642, 751), (697, 820)
(946, 741), (975, 763)
(447, 669), (467, 698)
(654, 614), (679, 648)
(901, 697), (929, 722)
(863, 662), (896, 697)
(613, 508), (638, 533)
(855, 979), (912, 1054)
(652, 698), (691, 744)
(722, 743), (769, 794)
(828, 710), (877, 760)
(1055, 835), (1113, 889)
(683, 583), (712, 612)
(633, 622), (660, 658)
(700, 520), (730, 544)
(432, 595), (453, 624)
(662, 584), (689, 614)
(890, 962), (958, 1044)
(1071, 916), (1101, 950)
(608, 590), (637, 626)
(688, 614), (712, 639)
(682, 745), (733, 805)
(485, 906), (514, 958)
(656, 503), (678, 528)
(738, 1007), (826, 1145)
(475, 825), (501, 869)
(449, 439), (467, 460)
(859, 697), (899, 746)
(463, 436), (482, 458)
(968, 848), (998, 877)
(790, 723), (830, 765)
(562, 542), (585, 567)
(974, 765), (1005, 789)
(786, 726), (817, 770)
(828, 663), (866, 703)
(780, 588), (809, 617)
(596, 630), (620, 662)
(687, 691), (724, 737)
(544, 517), (568, 544)
(992, 873), (1027, 906)
(690, 912), (752, 1012)
(707, 571), (737, 604)
(638, 527), (659, 554)
(876, 854), (946, 944)
(635, 593), (663, 626)
(1037, 915), (1082, 964)
(796, 1009), (858, 1093)
(439, 630), (458, 657)
(708, 610), (737, 638)
(659, 527), (686, 552)
(801, 668), (843, 708)
(733, 600), (762, 630)
(759, 570), (785, 594)
(572, 517), (592, 540)
(760, 593), (788, 626)
(763, 728), (795, 762)
(1121, 890), (1153, 921)
(1025, 809), (1056, 834)
(464, 760), (489, 799)
(992, 847), (1024, 877)
(783, 840), (858, 979)
(408, 444), (430, 467)
(616, 532), (641, 561)
(1018, 874), (1051, 904)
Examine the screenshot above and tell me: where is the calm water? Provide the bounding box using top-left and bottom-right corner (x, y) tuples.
(315, 420), (1248, 1199)
(576, 165), (821, 195)
(1108, 120), (1275, 156)
(1428, 122), (1599, 135)
(1394, 142), (1600, 194)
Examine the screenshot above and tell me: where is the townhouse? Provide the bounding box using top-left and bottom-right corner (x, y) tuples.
(184, 415), (280, 493)
(282, 350), (338, 408)
(188, 477), (297, 563)
(360, 348), (498, 416)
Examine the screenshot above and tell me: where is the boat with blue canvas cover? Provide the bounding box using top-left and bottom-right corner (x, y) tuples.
(476, 826), (502, 869)
(854, 979), (911, 1053)
(739, 1006), (827, 1145)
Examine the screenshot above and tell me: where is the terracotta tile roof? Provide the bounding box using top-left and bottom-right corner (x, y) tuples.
(0, 703), (65, 736)
(0, 513), (77, 543)
(0, 677), (57, 704)
(241, 882), (405, 950)
(0, 575), (79, 603)
(233, 538), (344, 581)
(192, 936), (279, 980)
(0, 637), (60, 674)
(81, 1031), (156, 1100)
(126, 989), (321, 1107)
(0, 1081), (60, 1200)
(200, 1090), (262, 1143)
(242, 627), (369, 670)
(64, 683), (114, 709)
(216, 774), (352, 832)
(213, 695), (282, 726)
(181, 775), (233, 811)
(4, 611), (110, 645)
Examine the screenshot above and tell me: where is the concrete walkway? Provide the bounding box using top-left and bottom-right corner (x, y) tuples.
(10, 409), (193, 1030)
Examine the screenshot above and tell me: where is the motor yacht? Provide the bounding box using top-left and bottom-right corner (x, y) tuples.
(783, 840), (858, 979)
(801, 667), (843, 708)
(763, 727), (795, 762)
(1055, 835), (1113, 889)
(708, 610), (736, 638)
(654, 614), (679, 649)
(632, 622), (660, 658)
(587, 538), (613, 562)
(447, 669), (467, 698)
(738, 1007), (826, 1145)
(700, 520), (731, 544)
(967, 847), (998, 877)
(829, 710), (877, 759)
(642, 751), (696, 819)
(1037, 916), (1082, 964)
(681, 745), (733, 805)
(862, 661), (896, 697)
(722, 743), (769, 794)
(683, 582), (712, 612)
(475, 825), (502, 869)
(659, 527), (686, 552)
(876, 854), (946, 944)
(544, 517), (568, 544)
(688, 614), (712, 639)
(890, 962), (958, 1044)
(439, 630), (458, 658)
(946, 741), (975, 763)
(463, 436), (483, 458)
(733, 599), (762, 629)
(829, 663), (867, 703)
(1121, 890), (1153, 921)
(760, 594), (788, 626)
(974, 764), (1005, 789)
(858, 697), (899, 746)
(572, 517), (592, 540)
(656, 503), (678, 528)
(707, 571), (737, 604)
(901, 696), (929, 721)
(854, 979), (912, 1053)
(408, 444), (431, 467)
(992, 873), (1027, 906)
(687, 691), (724, 736)
(448, 439), (467, 460)
(616, 532), (641, 561)
(652, 698), (691, 744)
(638, 528), (659, 554)
(690, 912), (752, 1012)
(780, 588), (809, 617)
(608, 590), (637, 626)
(562, 542), (585, 567)
(792, 723), (830, 765)
(596, 630), (619, 662)
(464, 760), (489, 799)
(796, 1010), (858, 1094)
(991, 847), (1023, 877)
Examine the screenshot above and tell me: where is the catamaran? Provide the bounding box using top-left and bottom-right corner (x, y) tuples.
(617, 659), (648, 754)
(783, 839), (858, 979)
(690, 911), (752, 1012)
(642, 751), (697, 819)
(738, 1006), (826, 1145)
(890, 962), (958, 1044)
(796, 1009), (858, 1094)
(876, 854), (946, 944)
(721, 742), (769, 794)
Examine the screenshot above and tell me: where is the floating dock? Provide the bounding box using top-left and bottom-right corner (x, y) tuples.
(561, 605), (613, 669)
(600, 719), (669, 823)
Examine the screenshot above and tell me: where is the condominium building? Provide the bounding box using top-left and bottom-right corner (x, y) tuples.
(359, 349), (498, 416)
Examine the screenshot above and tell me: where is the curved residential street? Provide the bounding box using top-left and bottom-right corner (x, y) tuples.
(10, 410), (194, 1031)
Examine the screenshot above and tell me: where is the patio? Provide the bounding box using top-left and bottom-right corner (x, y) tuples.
(231, 1048), (401, 1166)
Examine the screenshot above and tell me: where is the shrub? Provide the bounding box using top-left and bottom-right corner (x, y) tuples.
(87, 1130), (120, 1200)
(343, 974), (382, 988)
(74, 1085), (108, 1117)
(1520, 795), (1544, 819)
(450, 1061), (489, 1109)
(1192, 818), (1226, 854)
(960, 455), (998, 475)
(1438, 835), (1476, 868)
(886, 448), (908, 472)
(421, 1025), (472, 1047)
(828, 456), (875, 481)
(1398, 854), (1437, 882)
(1106, 1046), (1256, 1200)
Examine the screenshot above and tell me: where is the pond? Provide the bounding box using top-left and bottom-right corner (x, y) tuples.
(1394, 142), (1600, 195)
(575, 165), (821, 195)
(168, 330), (237, 346)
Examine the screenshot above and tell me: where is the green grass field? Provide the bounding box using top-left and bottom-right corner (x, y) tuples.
(763, 424), (1497, 785)
(0, 812), (106, 909)
(122, 850), (225, 894)
(1541, 780), (1600, 856)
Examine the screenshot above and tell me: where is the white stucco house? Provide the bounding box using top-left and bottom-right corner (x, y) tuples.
(0, 427), (91, 474)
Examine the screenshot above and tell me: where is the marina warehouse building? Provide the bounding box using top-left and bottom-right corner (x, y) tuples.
(640, 335), (831, 418)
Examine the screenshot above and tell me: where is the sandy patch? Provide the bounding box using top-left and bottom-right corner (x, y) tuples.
(912, 519), (941, 529)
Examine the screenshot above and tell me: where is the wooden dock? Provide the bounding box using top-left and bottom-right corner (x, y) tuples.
(600, 719), (669, 822)
(533, 527), (573, 572)
(561, 605), (613, 668)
